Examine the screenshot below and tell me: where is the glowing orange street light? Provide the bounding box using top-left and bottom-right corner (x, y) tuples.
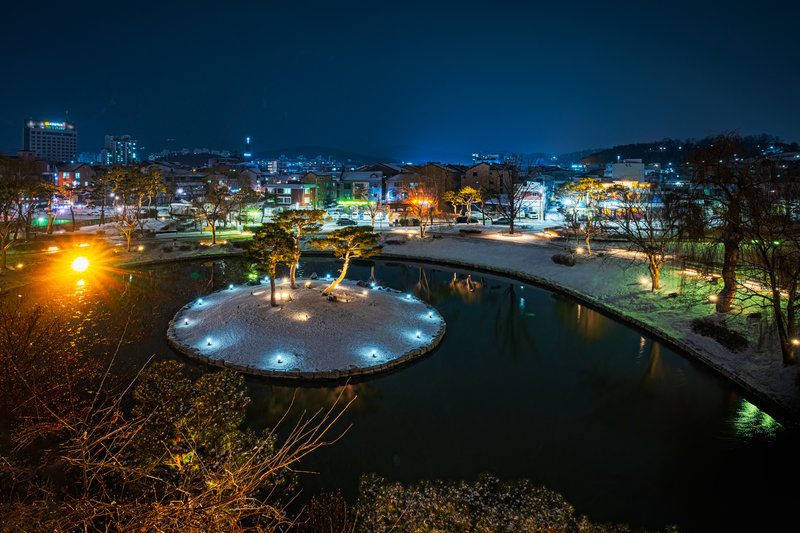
(71, 256), (90, 272)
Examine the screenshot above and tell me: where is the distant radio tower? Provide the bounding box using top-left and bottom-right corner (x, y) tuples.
(244, 136), (252, 159)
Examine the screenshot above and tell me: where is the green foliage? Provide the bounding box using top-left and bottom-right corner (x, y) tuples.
(246, 222), (296, 276)
(275, 208), (325, 235)
(308, 226), (382, 260)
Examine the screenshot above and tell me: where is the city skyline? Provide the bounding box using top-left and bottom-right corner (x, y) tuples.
(1, 1), (799, 161)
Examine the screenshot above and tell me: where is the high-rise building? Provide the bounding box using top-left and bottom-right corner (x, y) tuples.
(102, 135), (138, 166)
(22, 119), (77, 163)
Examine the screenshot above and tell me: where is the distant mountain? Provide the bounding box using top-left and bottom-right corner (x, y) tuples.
(576, 134), (799, 167)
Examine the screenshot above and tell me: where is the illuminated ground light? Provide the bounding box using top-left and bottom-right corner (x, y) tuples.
(197, 298), (204, 305)
(76, 279), (85, 286)
(229, 284), (234, 290)
(428, 311), (433, 318)
(370, 282), (376, 288)
(184, 319), (189, 325)
(415, 330), (421, 338)
(639, 277), (649, 285)
(371, 350), (377, 358)
(137, 245), (144, 251)
(576, 247), (584, 254)
(206, 337), (212, 346)
(406, 293), (412, 299)
(708, 294), (718, 303)
(16, 263), (22, 269)
(792, 339), (800, 346)
(71, 256), (90, 272)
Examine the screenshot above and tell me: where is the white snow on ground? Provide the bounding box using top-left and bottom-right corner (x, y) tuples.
(169, 279), (444, 374)
(380, 231), (800, 420)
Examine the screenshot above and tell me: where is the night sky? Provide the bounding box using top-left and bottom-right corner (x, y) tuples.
(1, 0), (798, 161)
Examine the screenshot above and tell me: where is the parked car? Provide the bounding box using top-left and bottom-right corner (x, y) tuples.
(491, 217), (512, 225)
(455, 216), (477, 224)
(336, 218), (357, 226)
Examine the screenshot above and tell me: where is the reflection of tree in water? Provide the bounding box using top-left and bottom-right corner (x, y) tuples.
(446, 272), (483, 303)
(551, 295), (606, 341)
(416, 267), (430, 299)
(487, 282), (539, 358)
(246, 381), (382, 430)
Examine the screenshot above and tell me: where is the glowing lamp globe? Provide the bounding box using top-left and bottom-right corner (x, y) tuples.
(71, 257), (90, 272)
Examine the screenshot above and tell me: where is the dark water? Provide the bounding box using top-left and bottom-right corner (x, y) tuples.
(21, 257), (798, 532)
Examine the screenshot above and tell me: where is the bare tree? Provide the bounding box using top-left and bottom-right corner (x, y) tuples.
(191, 185), (233, 245)
(612, 189), (685, 291)
(405, 184), (436, 238)
(687, 133), (756, 313)
(0, 161), (21, 271)
(558, 177), (609, 254)
(108, 166), (145, 251)
(737, 168), (800, 365)
(357, 190), (386, 231)
(494, 155), (530, 235)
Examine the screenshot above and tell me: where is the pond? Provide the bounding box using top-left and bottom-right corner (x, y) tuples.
(22, 256), (798, 532)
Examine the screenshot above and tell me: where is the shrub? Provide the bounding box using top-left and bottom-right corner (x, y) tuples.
(690, 317), (748, 352)
(552, 252), (576, 266)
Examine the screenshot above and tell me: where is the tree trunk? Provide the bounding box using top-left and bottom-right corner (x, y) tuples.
(716, 229), (740, 313)
(270, 275), (278, 307)
(771, 291), (795, 365)
(585, 230), (591, 256)
(290, 247), (300, 289)
(210, 222), (216, 245)
(322, 254), (350, 295)
(648, 258), (661, 291)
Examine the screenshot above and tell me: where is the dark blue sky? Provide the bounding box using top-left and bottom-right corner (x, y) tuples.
(1, 0), (798, 161)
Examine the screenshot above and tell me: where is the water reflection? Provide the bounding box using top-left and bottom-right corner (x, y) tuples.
(247, 382), (382, 429)
(552, 296), (608, 340)
(733, 399), (781, 438)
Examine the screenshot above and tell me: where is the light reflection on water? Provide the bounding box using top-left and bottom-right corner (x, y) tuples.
(733, 399), (781, 438)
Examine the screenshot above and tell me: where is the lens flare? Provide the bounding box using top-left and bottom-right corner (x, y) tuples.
(71, 257), (90, 272)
